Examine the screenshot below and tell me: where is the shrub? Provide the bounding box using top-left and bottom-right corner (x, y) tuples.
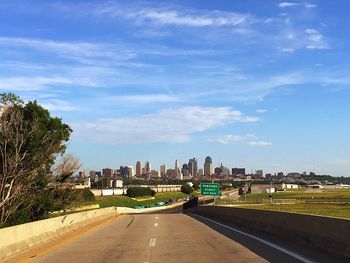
(126, 187), (155, 198)
(181, 184), (193, 194)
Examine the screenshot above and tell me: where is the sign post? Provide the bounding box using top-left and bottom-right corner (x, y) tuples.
(200, 183), (220, 196)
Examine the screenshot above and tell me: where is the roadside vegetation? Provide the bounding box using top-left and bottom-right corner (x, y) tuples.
(96, 191), (188, 208)
(0, 93), (83, 227)
(237, 203), (350, 219)
(217, 189), (350, 219)
(239, 189), (350, 202)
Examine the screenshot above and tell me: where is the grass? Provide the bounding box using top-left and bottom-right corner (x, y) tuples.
(240, 189), (350, 202)
(236, 203), (350, 219)
(96, 191), (189, 208)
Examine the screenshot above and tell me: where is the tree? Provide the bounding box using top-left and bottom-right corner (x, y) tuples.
(52, 154), (81, 184)
(0, 93), (72, 226)
(181, 184), (193, 194)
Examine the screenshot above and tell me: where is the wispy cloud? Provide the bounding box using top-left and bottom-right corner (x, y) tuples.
(278, 2), (317, 8)
(208, 134), (271, 146)
(106, 94), (179, 105)
(92, 3), (257, 27)
(0, 76), (73, 91)
(305, 28), (329, 49)
(248, 141), (272, 146)
(256, 109), (267, 114)
(40, 99), (77, 112)
(73, 107), (259, 144)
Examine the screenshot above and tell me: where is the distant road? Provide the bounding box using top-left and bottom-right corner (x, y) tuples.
(14, 212), (342, 263)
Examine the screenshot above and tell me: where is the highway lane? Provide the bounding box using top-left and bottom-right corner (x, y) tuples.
(17, 213), (340, 263)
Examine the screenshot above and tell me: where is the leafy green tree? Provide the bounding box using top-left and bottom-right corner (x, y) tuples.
(181, 184), (193, 194)
(0, 93), (72, 226)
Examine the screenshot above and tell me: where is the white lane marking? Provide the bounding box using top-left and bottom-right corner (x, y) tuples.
(193, 214), (316, 263)
(154, 222), (158, 227)
(149, 238), (157, 247)
(155, 216), (159, 220)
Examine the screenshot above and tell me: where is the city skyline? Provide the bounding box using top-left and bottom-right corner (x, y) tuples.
(1, 0), (349, 176)
(83, 155), (315, 178)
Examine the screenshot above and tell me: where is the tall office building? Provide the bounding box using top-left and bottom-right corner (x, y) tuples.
(188, 158), (198, 177)
(232, 168), (246, 177)
(145, 161), (151, 174)
(119, 166), (129, 178)
(174, 160), (180, 179)
(128, 166), (134, 177)
(204, 156), (214, 176)
(160, 164), (167, 177)
(136, 161), (142, 176)
(102, 168), (113, 177)
(181, 163), (189, 177)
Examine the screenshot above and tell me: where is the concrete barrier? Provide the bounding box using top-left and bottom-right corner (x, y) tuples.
(117, 202), (184, 214)
(189, 206), (350, 260)
(0, 202), (185, 261)
(0, 207), (117, 261)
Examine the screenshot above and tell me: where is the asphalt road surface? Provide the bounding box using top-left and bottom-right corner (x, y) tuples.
(17, 213), (342, 263)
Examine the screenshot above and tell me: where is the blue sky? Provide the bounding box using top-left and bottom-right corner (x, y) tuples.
(1, 0), (350, 176)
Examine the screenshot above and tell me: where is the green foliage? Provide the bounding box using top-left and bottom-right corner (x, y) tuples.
(97, 191), (187, 208)
(181, 184), (193, 194)
(0, 93), (73, 226)
(126, 187), (156, 198)
(192, 181), (200, 190)
(5, 189), (95, 226)
(238, 187), (244, 195)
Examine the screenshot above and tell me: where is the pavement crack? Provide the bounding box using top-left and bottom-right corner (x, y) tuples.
(126, 215), (134, 228)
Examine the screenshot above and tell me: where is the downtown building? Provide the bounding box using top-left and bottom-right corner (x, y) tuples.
(204, 156), (214, 176)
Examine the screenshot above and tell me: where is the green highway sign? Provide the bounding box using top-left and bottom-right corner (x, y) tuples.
(200, 183), (220, 196)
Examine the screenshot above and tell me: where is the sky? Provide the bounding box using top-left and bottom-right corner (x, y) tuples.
(0, 0), (350, 176)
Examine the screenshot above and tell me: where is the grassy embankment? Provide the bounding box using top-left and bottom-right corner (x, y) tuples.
(219, 189), (350, 219)
(96, 191), (188, 208)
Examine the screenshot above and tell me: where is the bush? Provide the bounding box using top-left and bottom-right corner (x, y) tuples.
(181, 184), (193, 194)
(238, 187), (244, 195)
(4, 188), (96, 227)
(126, 187), (155, 198)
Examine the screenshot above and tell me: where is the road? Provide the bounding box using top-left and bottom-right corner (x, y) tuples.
(14, 213), (342, 263)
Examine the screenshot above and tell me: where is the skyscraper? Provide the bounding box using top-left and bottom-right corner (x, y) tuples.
(145, 161), (151, 174)
(204, 156), (214, 176)
(136, 160), (142, 176)
(188, 157), (198, 177)
(128, 166), (134, 177)
(160, 164), (167, 177)
(174, 160), (180, 179)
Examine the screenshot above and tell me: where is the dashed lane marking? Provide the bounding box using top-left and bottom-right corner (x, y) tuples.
(149, 238), (157, 247)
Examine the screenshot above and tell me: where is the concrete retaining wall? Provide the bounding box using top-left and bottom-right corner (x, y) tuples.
(0, 207), (117, 261)
(190, 206), (350, 260)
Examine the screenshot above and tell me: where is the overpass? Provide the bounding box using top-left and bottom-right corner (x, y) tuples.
(3, 203), (346, 263)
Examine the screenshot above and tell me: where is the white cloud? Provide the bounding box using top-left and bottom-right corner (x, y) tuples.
(256, 109), (267, 114)
(278, 2), (317, 8)
(208, 134), (257, 144)
(280, 48), (295, 53)
(73, 107), (259, 144)
(0, 37), (136, 64)
(305, 28), (329, 49)
(278, 2), (300, 8)
(94, 3), (256, 27)
(208, 134), (271, 146)
(0, 76), (73, 91)
(248, 141), (272, 146)
(106, 94), (179, 105)
(40, 99), (76, 112)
